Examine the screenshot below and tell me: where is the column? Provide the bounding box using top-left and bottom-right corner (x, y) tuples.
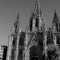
(24, 33), (30, 60)
(53, 34), (57, 45)
(6, 35), (13, 60)
(15, 33), (20, 60)
(44, 34), (47, 58)
(25, 46), (30, 60)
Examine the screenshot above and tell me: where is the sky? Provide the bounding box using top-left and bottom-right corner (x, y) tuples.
(0, 0), (60, 46)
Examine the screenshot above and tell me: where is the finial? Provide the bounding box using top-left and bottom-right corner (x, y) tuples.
(35, 0), (40, 9)
(34, 0), (43, 17)
(53, 9), (57, 17)
(34, 0), (40, 14)
(14, 13), (20, 33)
(53, 9), (58, 20)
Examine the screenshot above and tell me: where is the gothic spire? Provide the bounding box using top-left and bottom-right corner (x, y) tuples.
(35, 0), (39, 14)
(14, 13), (19, 33)
(53, 9), (59, 23)
(52, 9), (59, 31)
(29, 0), (44, 32)
(34, 0), (42, 17)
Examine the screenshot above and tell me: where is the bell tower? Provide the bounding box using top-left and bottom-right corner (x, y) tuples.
(29, 0), (45, 32)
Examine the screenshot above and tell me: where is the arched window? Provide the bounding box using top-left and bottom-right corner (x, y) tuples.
(19, 32), (25, 46)
(30, 17), (33, 31)
(35, 18), (39, 27)
(30, 46), (38, 60)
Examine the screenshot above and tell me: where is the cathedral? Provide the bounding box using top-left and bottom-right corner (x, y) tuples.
(6, 0), (60, 60)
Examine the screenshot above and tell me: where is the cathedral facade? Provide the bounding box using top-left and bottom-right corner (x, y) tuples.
(6, 0), (60, 60)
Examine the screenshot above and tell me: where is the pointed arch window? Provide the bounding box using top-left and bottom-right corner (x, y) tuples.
(35, 18), (39, 27)
(30, 17), (33, 31)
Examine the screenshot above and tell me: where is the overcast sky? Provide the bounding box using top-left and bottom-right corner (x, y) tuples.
(0, 0), (60, 45)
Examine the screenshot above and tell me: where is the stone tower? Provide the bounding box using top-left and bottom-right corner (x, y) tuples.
(29, 0), (45, 32)
(52, 10), (60, 46)
(24, 0), (46, 60)
(6, 13), (24, 60)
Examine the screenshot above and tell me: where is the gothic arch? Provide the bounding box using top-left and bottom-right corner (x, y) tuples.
(30, 45), (38, 60)
(29, 44), (44, 60)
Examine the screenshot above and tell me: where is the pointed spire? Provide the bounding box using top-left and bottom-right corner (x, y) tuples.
(14, 13), (19, 33)
(35, 0), (39, 12)
(17, 13), (19, 20)
(54, 9), (58, 19)
(34, 0), (39, 14)
(34, 0), (42, 16)
(29, 0), (44, 32)
(53, 9), (59, 23)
